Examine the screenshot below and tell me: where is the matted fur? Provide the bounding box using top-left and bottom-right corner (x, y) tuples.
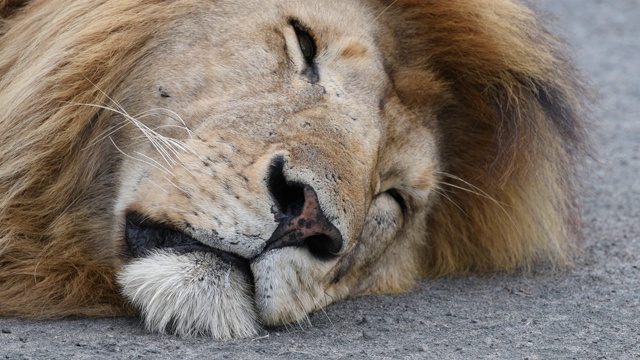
(0, 0), (588, 337)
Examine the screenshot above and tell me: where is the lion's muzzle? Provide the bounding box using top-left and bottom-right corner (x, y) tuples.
(124, 154), (345, 263)
(120, 154), (350, 337)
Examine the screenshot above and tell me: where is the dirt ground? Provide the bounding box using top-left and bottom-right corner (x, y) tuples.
(2, 1), (639, 359)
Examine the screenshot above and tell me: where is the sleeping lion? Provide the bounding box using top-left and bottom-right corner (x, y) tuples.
(0, 0), (588, 339)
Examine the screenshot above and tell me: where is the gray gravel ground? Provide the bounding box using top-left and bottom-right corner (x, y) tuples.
(2, 1), (639, 359)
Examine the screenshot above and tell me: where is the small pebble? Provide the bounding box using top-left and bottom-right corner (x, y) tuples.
(1, 329), (11, 334)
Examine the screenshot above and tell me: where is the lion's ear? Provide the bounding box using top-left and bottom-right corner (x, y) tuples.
(392, 69), (450, 109)
(0, 0), (30, 19)
(386, 0), (590, 275)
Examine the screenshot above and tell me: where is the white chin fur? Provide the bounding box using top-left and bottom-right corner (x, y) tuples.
(117, 250), (259, 339)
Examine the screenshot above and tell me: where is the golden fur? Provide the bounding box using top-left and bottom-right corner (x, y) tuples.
(0, 0), (587, 337)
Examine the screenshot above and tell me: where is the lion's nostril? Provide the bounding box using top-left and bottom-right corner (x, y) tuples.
(265, 157), (344, 260)
(267, 156), (305, 220)
(304, 234), (342, 260)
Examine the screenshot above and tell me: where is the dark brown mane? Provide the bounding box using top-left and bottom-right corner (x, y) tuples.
(384, 0), (589, 275)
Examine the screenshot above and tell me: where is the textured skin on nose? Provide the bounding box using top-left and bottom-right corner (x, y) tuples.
(264, 186), (343, 255)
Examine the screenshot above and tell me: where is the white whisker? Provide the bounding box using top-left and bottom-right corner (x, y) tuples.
(433, 187), (470, 219)
(292, 292), (312, 328)
(109, 137), (174, 178)
(83, 119), (129, 150)
(317, 292), (334, 326)
(375, 0), (398, 21)
(437, 171), (517, 227)
(68, 81), (201, 173)
(163, 175), (191, 195)
(437, 171), (508, 208)
(142, 178), (170, 194)
(134, 151), (174, 177)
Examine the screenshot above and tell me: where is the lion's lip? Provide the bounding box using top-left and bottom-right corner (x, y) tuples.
(124, 212), (252, 275)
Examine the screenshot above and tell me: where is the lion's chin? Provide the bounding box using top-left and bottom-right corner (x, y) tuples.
(118, 250), (260, 339)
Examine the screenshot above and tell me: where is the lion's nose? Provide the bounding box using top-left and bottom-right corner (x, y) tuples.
(264, 157), (343, 260)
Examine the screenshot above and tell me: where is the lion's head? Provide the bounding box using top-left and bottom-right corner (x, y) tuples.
(0, 0), (587, 339)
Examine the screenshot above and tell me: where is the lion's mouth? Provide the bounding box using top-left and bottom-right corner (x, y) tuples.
(124, 212), (252, 278)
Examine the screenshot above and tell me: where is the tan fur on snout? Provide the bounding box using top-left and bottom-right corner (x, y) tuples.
(0, 0), (588, 339)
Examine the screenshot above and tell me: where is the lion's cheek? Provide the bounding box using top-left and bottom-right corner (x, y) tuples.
(117, 250), (259, 339)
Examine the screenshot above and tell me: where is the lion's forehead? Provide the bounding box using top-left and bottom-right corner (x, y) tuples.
(119, 1), (390, 137)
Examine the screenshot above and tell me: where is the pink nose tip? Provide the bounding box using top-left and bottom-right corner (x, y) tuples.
(264, 156), (343, 259)
(265, 186), (343, 259)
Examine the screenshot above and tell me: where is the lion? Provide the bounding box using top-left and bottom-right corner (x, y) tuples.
(0, 0), (588, 339)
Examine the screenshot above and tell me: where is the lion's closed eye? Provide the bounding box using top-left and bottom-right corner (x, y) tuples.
(290, 20), (316, 63)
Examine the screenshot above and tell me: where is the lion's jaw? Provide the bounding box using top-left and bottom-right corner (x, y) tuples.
(112, 0), (439, 339)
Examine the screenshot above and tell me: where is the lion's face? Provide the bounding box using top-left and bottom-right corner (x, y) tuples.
(113, 0), (438, 338)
